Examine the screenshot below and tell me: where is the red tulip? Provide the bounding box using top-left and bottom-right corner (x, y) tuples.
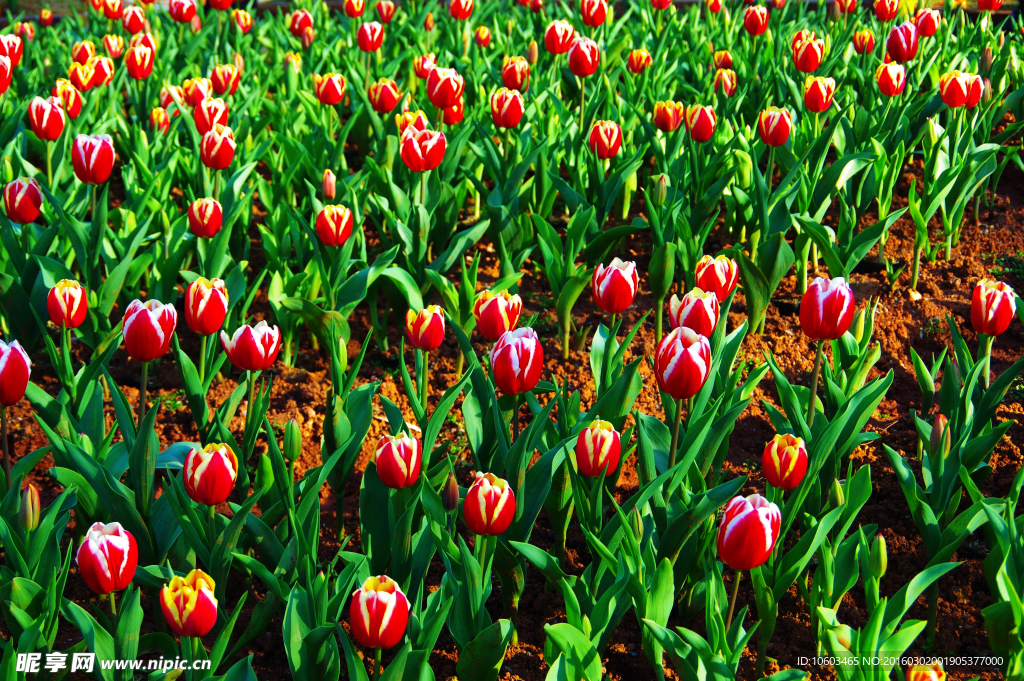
(804, 76), (836, 113)
(183, 77), (213, 106)
(400, 128), (446, 172)
(475, 26), (491, 47)
(875, 63), (906, 96)
(544, 20), (576, 54)
(349, 576), (410, 649)
(906, 664), (947, 681)
(444, 96), (465, 125)
(405, 305), (445, 350)
(652, 0), (671, 9)
(103, 0), (123, 20)
(757, 107), (792, 147)
(345, 0), (366, 18)
(834, 0), (857, 13)
(289, 9), (313, 36)
(68, 61), (96, 92)
(316, 205), (354, 247)
(103, 34), (124, 59)
(48, 279), (88, 329)
(743, 6), (769, 35)
(853, 29), (875, 55)
(322, 169), (336, 200)
(792, 37), (824, 73)
(714, 68), (737, 97)
(200, 125), (236, 170)
(129, 33), (157, 52)
(627, 49), (652, 75)
(654, 326), (712, 400)
(169, 0), (197, 23)
(92, 56), (115, 87)
(502, 56), (530, 91)
(357, 21), (384, 52)
(939, 70), (980, 108)
(886, 22), (918, 63)
(716, 494), (781, 571)
(0, 35), (22, 69)
(71, 134), (115, 185)
(762, 434), (807, 491)
(51, 80), (82, 119)
(580, 0), (607, 26)
(28, 96), (66, 142)
(413, 53), (436, 79)
(653, 100), (684, 132)
(589, 120), (622, 160)
(669, 288), (719, 336)
(464, 472), (515, 535)
(374, 432), (421, 489)
(713, 50), (733, 70)
(966, 76), (984, 108)
(424, 12), (435, 31)
(212, 64), (241, 95)
(914, 8), (941, 37)
(76, 522), (138, 594)
(123, 6), (146, 33)
(491, 88), (525, 129)
(72, 40), (95, 65)
(185, 277), (229, 336)
(183, 442), (238, 505)
(490, 327), (543, 395)
(150, 107), (170, 134)
(694, 254), (739, 303)
(873, 0), (897, 21)
(972, 280), (1016, 337)
(450, 0), (474, 19)
(125, 45), (154, 79)
(40, 9), (54, 27)
(123, 299), (177, 362)
(189, 198), (223, 238)
(473, 290), (523, 341)
(0, 56), (11, 96)
(221, 321), (281, 371)
(3, 178), (43, 224)
(314, 73), (347, 106)
(377, 0), (396, 23)
(160, 570), (218, 637)
(209, 0), (232, 10)
(685, 104), (716, 143)
(0, 340), (30, 407)
(232, 9), (254, 33)
(591, 258), (637, 313)
(567, 37), (600, 77)
(799, 276), (855, 341)
(396, 109), (429, 136)
(426, 67), (464, 110)
(369, 78), (401, 113)
(977, 0), (1002, 10)
(576, 420), (621, 478)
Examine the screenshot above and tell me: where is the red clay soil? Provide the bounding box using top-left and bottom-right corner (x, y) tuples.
(4, 157), (1024, 680)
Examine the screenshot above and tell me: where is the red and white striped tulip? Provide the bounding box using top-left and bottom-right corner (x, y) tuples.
(200, 125), (236, 170)
(473, 290), (523, 341)
(588, 120), (622, 159)
(800, 276), (855, 340)
(490, 327), (544, 395)
(349, 576), (410, 649)
(400, 128), (446, 172)
(374, 432), (421, 489)
(575, 420), (621, 478)
(544, 20), (575, 54)
(48, 279), (88, 329)
(28, 96), (66, 141)
(464, 472), (515, 535)
(195, 97), (229, 135)
(694, 254), (739, 303)
(122, 299), (177, 362)
(654, 326), (712, 400)
(184, 443), (238, 505)
(592, 258), (638, 314)
(185, 278), (229, 336)
(161, 569), (218, 637)
(4, 178), (43, 224)
(669, 288), (720, 336)
(71, 134), (115, 185)
(221, 321), (282, 372)
(716, 494), (781, 571)
(762, 434), (808, 491)
(316, 205), (354, 247)
(76, 522), (138, 594)
(567, 37), (600, 77)
(426, 67), (465, 110)
(357, 21), (384, 52)
(188, 198), (223, 238)
(405, 305), (445, 351)
(0, 340), (30, 407)
(972, 280), (1016, 337)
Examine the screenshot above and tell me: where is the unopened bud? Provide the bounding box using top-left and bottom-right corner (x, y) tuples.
(983, 78), (993, 104)
(851, 306), (866, 344)
(322, 169), (336, 200)
(981, 47), (993, 74)
(930, 413), (951, 458)
(233, 52), (245, 74)
(425, 11), (435, 30)
(629, 506), (643, 542)
(2, 157), (12, 184)
(256, 452), (275, 494)
(835, 624), (853, 649)
(649, 173), (669, 207)
(870, 534), (887, 579)
(284, 418), (302, 463)
(527, 40), (539, 65)
(20, 484), (40, 533)
(442, 472), (460, 512)
(829, 478), (845, 509)
(999, 32), (1005, 48)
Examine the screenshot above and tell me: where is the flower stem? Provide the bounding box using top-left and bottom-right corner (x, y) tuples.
(245, 370), (256, 434)
(199, 335), (208, 385)
(668, 397), (683, 470)
(109, 590), (117, 617)
(1, 407), (9, 492)
(420, 350), (430, 410)
(807, 340), (824, 429)
(207, 503), (217, 548)
(726, 570), (742, 630)
(979, 334), (994, 390)
(46, 141), (53, 188)
(512, 393), (520, 443)
(578, 77), (586, 134)
(138, 361), (149, 428)
(372, 648), (382, 681)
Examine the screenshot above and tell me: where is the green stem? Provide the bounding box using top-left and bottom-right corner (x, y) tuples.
(979, 334), (994, 390)
(372, 648), (382, 681)
(138, 361), (149, 428)
(199, 335), (208, 385)
(578, 77), (586, 134)
(420, 350), (430, 410)
(109, 590), (117, 617)
(668, 397), (683, 470)
(1, 407), (9, 492)
(726, 570), (742, 630)
(807, 341), (823, 429)
(207, 503), (217, 549)
(46, 141), (53, 188)
(246, 371), (256, 434)
(911, 246), (921, 290)
(512, 394), (520, 443)
(655, 301), (664, 346)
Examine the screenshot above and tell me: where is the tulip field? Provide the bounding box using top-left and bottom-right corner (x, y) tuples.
(3, 0), (1024, 678)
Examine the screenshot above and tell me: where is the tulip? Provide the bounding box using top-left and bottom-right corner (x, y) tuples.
(653, 100), (684, 132)
(200, 125), (236, 170)
(977, 0), (1001, 9)
(349, 576), (410, 656)
(413, 53), (436, 79)
(184, 443), (238, 506)
(930, 413), (951, 458)
(626, 48), (652, 75)
(49, 80), (80, 120)
(0, 35), (22, 68)
(232, 8), (254, 33)
(29, 96), (66, 142)
(368, 78), (401, 113)
(490, 327), (544, 395)
(405, 305), (445, 351)
(444, 97), (465, 125)
(450, 0), (473, 19)
(906, 663), (946, 681)
(76, 522), (138, 595)
(939, 70), (980, 109)
(874, 0), (897, 21)
(345, 0), (366, 17)
(129, 33), (157, 52)
(694, 254), (739, 303)
(211, 64), (241, 96)
(714, 68), (738, 97)
(70, 134), (115, 186)
(125, 45), (154, 79)
(299, 26), (314, 47)
(185, 277), (229, 336)
(576, 420), (622, 478)
(357, 21), (384, 52)
(10, 23), (28, 44)
(40, 9), (54, 27)
(4, 177), (43, 224)
(713, 50), (733, 70)
(0, 56), (11, 96)
(424, 12), (435, 31)
(973, 280), (1017, 387)
(123, 6), (146, 33)
(374, 432), (421, 489)
(123, 299), (177, 363)
(531, 0), (545, 13)
(160, 85), (184, 111)
(834, 0), (856, 13)
(442, 472), (460, 512)
(396, 110), (429, 136)
(188, 198), (223, 238)
(103, 34), (124, 59)
(92, 57), (115, 87)
(490, 88), (525, 129)
(804, 76), (836, 113)
(47, 279), (88, 330)
(377, 0), (396, 22)
(743, 6), (769, 35)
(567, 37), (600, 77)
(544, 20), (576, 54)
(588, 120), (622, 160)
(20, 484), (40, 532)
(289, 9), (313, 36)
(792, 37), (824, 73)
(502, 56), (530, 91)
(685, 104), (716, 143)
(221, 321), (282, 372)
(314, 73), (347, 106)
(0, 340), (30, 408)
(591, 258), (637, 313)
(853, 29), (875, 55)
(426, 67), (464, 110)
(716, 493), (781, 574)
(316, 205), (354, 247)
(654, 323), (712, 453)
(875, 63), (906, 96)
(473, 290), (523, 341)
(160, 570), (218, 637)
(169, 0), (196, 22)
(183, 77), (214, 106)
(580, 0), (607, 26)
(72, 40), (95, 65)
(475, 26), (491, 47)
(652, 0), (671, 8)
(967, 75), (984, 108)
(800, 276), (855, 341)
(400, 128), (446, 172)
(914, 8), (941, 37)
(757, 107), (792, 148)
(886, 22), (918, 63)
(322, 169), (336, 201)
(464, 472), (515, 535)
(68, 61), (96, 92)
(102, 0), (123, 19)
(706, 0), (723, 11)
(669, 288), (719, 336)
(762, 434), (808, 491)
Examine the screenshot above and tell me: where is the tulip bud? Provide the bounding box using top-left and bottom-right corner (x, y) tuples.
(185, 278), (229, 336)
(279, 418), (301, 464)
(713, 50), (732, 70)
(349, 576), (410, 649)
(161, 569), (218, 637)
(800, 276), (855, 340)
(829, 477), (845, 508)
(48, 279), (88, 329)
(649, 174), (669, 207)
(375, 432), (421, 489)
(694, 254), (739, 303)
(567, 37), (600, 78)
(122, 299), (177, 362)
(424, 11), (435, 31)
(20, 484), (40, 533)
(321, 169), (337, 201)
(653, 100), (684, 132)
(575, 420), (622, 478)
(762, 434), (808, 491)
(654, 327), (712, 400)
(76, 522), (139, 594)
(544, 20), (576, 55)
(316, 205), (354, 247)
(627, 48), (652, 75)
(405, 305), (445, 351)
(588, 120), (622, 160)
(853, 29), (875, 55)
(442, 471), (460, 511)
(413, 53), (436, 80)
(473, 290), (523, 341)
(526, 40), (539, 65)
(870, 534), (887, 580)
(971, 279), (1016, 337)
(221, 321), (282, 371)
(927, 413), (951, 459)
(0, 340), (30, 408)
(490, 327), (544, 395)
(400, 128), (446, 172)
(474, 26), (491, 47)
(4, 177), (43, 225)
(716, 494), (781, 571)
(188, 198), (223, 238)
(669, 288), (719, 336)
(464, 472), (516, 535)
(983, 78), (993, 104)
(628, 507), (643, 542)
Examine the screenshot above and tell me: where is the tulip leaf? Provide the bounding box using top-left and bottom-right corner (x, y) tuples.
(455, 619), (514, 681)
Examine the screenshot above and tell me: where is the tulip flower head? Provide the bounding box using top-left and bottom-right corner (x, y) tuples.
(694, 254), (739, 303)
(357, 21), (384, 52)
(914, 8), (941, 37)
(413, 53), (436, 79)
(567, 37), (600, 77)
(580, 0), (608, 26)
(200, 125), (236, 170)
(368, 78), (401, 113)
(473, 290), (523, 341)
(977, 0), (1001, 9)
(743, 6), (769, 35)
(169, 0), (197, 23)
(212, 64), (241, 95)
(669, 288), (720, 337)
(195, 98), (230, 135)
(289, 9), (313, 36)
(886, 22), (918, 63)
(0, 34), (23, 67)
(4, 177), (43, 225)
(544, 20), (576, 54)
(405, 305), (445, 351)
(76, 522), (138, 594)
(123, 6), (146, 33)
(939, 70), (980, 108)
(125, 45), (154, 79)
(591, 258), (638, 313)
(589, 120), (623, 160)
(345, 0), (366, 17)
(502, 56), (530, 91)
(757, 106), (792, 147)
(803, 76), (836, 113)
(426, 67), (465, 109)
(48, 279), (88, 329)
(713, 50), (733, 70)
(185, 278), (229, 336)
(714, 68), (738, 97)
(576, 420), (622, 478)
(653, 100), (684, 132)
(28, 96), (66, 141)
(875, 63), (906, 96)
(450, 0), (474, 19)
(161, 570), (218, 637)
(972, 280), (1016, 337)
(232, 9), (254, 33)
(68, 61), (97, 92)
(490, 327), (544, 395)
(314, 73), (347, 106)
(800, 276), (855, 340)
(654, 326), (712, 400)
(316, 205), (355, 247)
(853, 29), (875, 55)
(716, 494), (781, 571)
(349, 576), (410, 649)
(792, 36), (824, 73)
(72, 40), (96, 64)
(475, 26), (492, 47)
(221, 321), (282, 372)
(762, 434), (808, 491)
(103, 34), (125, 58)
(627, 49), (653, 74)
(400, 128), (446, 172)
(184, 442), (238, 506)
(0, 56), (12, 96)
(906, 663), (946, 681)
(123, 299), (177, 362)
(444, 97), (465, 125)
(396, 110), (430, 136)
(491, 88), (525, 129)
(375, 432), (422, 489)
(0, 340), (31, 407)
(685, 104), (716, 143)
(464, 472), (516, 535)
(377, 0), (397, 22)
(189, 198), (223, 238)
(874, 0), (898, 21)
(51, 80), (82, 119)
